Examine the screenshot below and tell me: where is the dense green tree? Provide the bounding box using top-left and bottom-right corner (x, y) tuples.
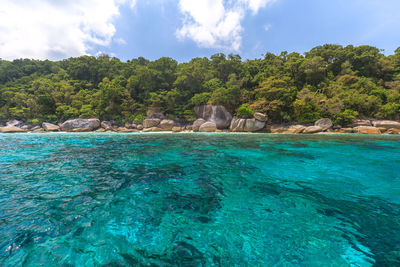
(0, 45), (399, 125)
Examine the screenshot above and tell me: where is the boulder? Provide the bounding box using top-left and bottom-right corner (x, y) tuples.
(137, 124), (143, 130)
(303, 126), (324, 134)
(387, 128), (400, 134)
(143, 118), (161, 128)
(0, 126), (26, 133)
(31, 126), (41, 131)
(160, 119), (175, 130)
(270, 125), (289, 134)
(32, 128), (45, 133)
(337, 128), (354, 133)
(6, 120), (24, 128)
(42, 122), (60, 132)
(192, 119), (206, 132)
(283, 125), (306, 134)
(124, 122), (137, 129)
(244, 119), (265, 132)
(146, 107), (165, 119)
(117, 127), (138, 132)
(230, 117), (246, 132)
(372, 120), (400, 129)
(315, 118), (333, 130)
(354, 126), (381, 134)
(172, 126), (183, 132)
(96, 128), (106, 132)
(351, 120), (371, 127)
(101, 121), (113, 130)
(143, 119), (161, 128)
(60, 118), (100, 131)
(199, 122), (217, 132)
(142, 127), (163, 132)
(253, 112), (268, 122)
(194, 105), (232, 129)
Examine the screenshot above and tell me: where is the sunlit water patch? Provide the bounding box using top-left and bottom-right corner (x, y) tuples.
(0, 133), (400, 266)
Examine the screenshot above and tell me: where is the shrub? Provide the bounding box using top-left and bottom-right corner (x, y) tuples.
(334, 109), (358, 126)
(236, 104), (254, 118)
(190, 92), (211, 106)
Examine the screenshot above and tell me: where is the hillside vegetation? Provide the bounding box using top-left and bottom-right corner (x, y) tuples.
(1, 44), (399, 125)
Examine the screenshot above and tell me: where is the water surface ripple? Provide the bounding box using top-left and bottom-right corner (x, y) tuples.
(0, 133), (400, 266)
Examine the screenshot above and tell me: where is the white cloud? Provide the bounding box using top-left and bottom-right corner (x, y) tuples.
(0, 0), (136, 60)
(176, 0), (275, 51)
(264, 23), (272, 31)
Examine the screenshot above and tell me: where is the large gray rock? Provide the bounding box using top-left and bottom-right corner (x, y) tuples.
(42, 122), (60, 132)
(192, 119), (206, 132)
(253, 112), (268, 122)
(372, 120), (400, 129)
(146, 107), (165, 119)
(194, 105), (232, 129)
(199, 122), (217, 132)
(6, 120), (24, 128)
(60, 118), (100, 131)
(230, 117), (246, 132)
(160, 119), (175, 130)
(101, 121), (113, 130)
(143, 118), (160, 128)
(314, 118), (333, 130)
(244, 119), (265, 132)
(303, 126), (324, 133)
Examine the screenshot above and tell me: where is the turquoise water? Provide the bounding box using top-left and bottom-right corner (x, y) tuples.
(0, 133), (400, 266)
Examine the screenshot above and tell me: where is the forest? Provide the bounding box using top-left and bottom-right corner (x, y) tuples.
(1, 44), (399, 126)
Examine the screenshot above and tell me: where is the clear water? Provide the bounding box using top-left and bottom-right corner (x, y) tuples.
(1, 133), (400, 266)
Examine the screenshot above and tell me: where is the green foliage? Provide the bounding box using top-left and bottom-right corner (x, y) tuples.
(133, 113), (146, 124)
(0, 45), (399, 124)
(190, 92), (211, 106)
(236, 104), (254, 118)
(334, 109), (358, 126)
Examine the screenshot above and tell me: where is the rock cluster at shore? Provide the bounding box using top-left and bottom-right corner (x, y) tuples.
(1, 106), (400, 135)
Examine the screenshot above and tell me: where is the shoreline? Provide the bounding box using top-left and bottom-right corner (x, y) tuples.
(1, 131), (400, 137)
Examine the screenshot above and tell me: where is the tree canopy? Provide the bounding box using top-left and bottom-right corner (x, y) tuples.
(1, 44), (399, 125)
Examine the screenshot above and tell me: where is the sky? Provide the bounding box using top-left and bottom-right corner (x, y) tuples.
(0, 0), (399, 62)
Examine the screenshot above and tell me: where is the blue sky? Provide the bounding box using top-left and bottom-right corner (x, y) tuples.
(1, 0), (399, 62)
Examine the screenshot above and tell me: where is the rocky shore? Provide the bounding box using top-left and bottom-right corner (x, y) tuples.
(1, 105), (400, 135)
